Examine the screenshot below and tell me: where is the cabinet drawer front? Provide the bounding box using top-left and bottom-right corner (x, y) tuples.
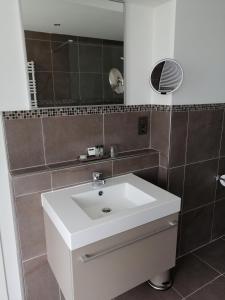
(73, 220), (178, 300)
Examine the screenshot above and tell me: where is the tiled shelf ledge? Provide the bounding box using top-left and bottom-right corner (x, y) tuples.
(11, 149), (159, 197)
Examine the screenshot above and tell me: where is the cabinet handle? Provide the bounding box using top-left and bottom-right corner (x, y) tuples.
(79, 220), (178, 263)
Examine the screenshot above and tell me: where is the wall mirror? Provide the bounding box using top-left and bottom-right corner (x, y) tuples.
(150, 59), (183, 95)
(20, 0), (124, 107)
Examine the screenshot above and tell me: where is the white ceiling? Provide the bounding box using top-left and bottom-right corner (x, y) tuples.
(21, 0), (124, 41)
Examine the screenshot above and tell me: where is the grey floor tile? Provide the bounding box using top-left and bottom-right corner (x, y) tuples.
(173, 254), (219, 297)
(116, 282), (182, 300)
(186, 276), (225, 300)
(194, 239), (225, 274)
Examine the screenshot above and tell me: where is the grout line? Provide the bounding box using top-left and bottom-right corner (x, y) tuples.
(172, 286), (184, 299)
(169, 156), (220, 170)
(50, 39), (56, 105)
(181, 201), (213, 215)
(40, 118), (47, 165)
(15, 188), (51, 199)
(101, 40), (104, 103)
(184, 274), (222, 299)
(22, 252), (46, 264)
(77, 42), (81, 104)
(192, 253), (223, 275)
(177, 235), (224, 259)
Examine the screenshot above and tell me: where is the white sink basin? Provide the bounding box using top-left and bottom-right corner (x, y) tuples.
(72, 183), (155, 220)
(42, 174), (180, 250)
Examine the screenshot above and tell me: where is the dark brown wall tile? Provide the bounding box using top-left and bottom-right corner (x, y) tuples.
(183, 159), (218, 212)
(179, 204), (213, 255)
(158, 167), (168, 190)
(134, 167), (158, 185)
(79, 45), (102, 73)
(78, 36), (102, 45)
(42, 115), (103, 164)
(23, 255), (60, 300)
(53, 72), (79, 103)
(5, 119), (45, 170)
(15, 193), (46, 261)
(52, 161), (112, 189)
(169, 112), (188, 167)
(80, 73), (103, 104)
(168, 166), (185, 198)
(212, 198), (225, 239)
(186, 110), (223, 163)
(51, 33), (77, 43)
(36, 72), (54, 105)
(151, 111), (170, 167)
(52, 42), (78, 72)
(103, 45), (123, 73)
(13, 172), (51, 197)
(113, 153), (159, 176)
(104, 112), (150, 152)
(25, 30), (51, 40)
(26, 39), (52, 71)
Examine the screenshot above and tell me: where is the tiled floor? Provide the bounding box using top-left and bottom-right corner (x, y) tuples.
(116, 237), (225, 300)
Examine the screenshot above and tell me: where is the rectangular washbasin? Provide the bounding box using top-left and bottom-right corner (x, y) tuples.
(72, 183), (156, 220)
(42, 174), (181, 250)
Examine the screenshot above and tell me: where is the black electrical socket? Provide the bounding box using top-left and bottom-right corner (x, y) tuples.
(138, 116), (148, 135)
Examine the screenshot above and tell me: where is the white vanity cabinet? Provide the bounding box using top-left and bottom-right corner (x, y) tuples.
(42, 174), (180, 300)
(44, 212), (178, 300)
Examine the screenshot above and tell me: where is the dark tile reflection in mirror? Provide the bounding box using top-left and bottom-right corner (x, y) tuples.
(54, 73), (79, 106)
(80, 73), (103, 105)
(25, 30), (124, 107)
(79, 44), (102, 73)
(26, 39), (52, 71)
(52, 41), (78, 72)
(35, 72), (54, 107)
(103, 44), (124, 73)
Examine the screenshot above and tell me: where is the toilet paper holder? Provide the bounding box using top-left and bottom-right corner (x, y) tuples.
(216, 175), (225, 187)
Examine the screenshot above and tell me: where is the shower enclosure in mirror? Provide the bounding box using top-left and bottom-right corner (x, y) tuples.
(21, 0), (124, 107)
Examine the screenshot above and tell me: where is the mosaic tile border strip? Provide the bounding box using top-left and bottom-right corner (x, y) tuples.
(3, 103), (225, 120)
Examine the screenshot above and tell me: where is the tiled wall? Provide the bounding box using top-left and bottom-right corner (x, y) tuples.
(25, 31), (124, 107)
(151, 109), (225, 256)
(4, 111), (160, 300)
(4, 106), (225, 299)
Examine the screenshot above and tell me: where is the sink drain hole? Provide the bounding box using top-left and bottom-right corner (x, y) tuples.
(102, 207), (112, 213)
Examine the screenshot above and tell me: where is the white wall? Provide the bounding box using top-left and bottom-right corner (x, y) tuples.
(124, 0), (176, 105)
(173, 0), (225, 104)
(151, 0), (176, 105)
(0, 0), (30, 299)
(0, 0), (30, 110)
(124, 2), (153, 105)
(0, 116), (24, 300)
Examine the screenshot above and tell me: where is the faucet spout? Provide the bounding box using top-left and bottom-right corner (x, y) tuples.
(92, 172), (105, 187)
